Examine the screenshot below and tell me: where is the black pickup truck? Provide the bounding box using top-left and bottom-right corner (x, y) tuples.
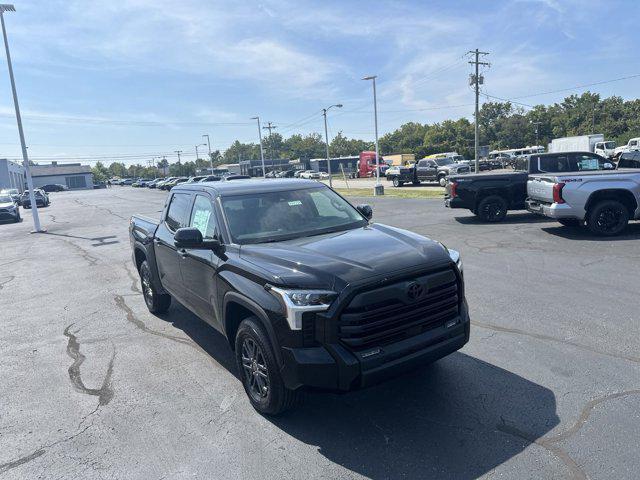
(387, 158), (471, 187)
(444, 151), (613, 222)
(130, 179), (469, 414)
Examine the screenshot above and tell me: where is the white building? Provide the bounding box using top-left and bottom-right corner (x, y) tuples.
(0, 158), (26, 192)
(31, 162), (93, 190)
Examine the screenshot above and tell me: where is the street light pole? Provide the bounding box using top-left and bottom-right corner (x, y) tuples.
(322, 104), (343, 188)
(531, 121), (542, 147)
(251, 116), (266, 178)
(0, 4), (42, 232)
(363, 76), (382, 195)
(203, 134), (213, 174)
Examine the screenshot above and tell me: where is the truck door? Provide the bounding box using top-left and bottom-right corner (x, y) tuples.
(179, 194), (222, 330)
(416, 160), (431, 181)
(154, 192), (193, 301)
(418, 160), (438, 181)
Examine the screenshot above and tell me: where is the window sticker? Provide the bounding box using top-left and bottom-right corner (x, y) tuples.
(192, 209), (211, 236)
(288, 200), (302, 206)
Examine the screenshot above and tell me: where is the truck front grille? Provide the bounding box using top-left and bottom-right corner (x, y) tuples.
(338, 267), (459, 350)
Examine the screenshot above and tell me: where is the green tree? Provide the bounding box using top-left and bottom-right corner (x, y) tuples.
(91, 161), (110, 182)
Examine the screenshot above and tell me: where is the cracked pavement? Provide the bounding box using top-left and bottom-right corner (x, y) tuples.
(0, 188), (638, 479)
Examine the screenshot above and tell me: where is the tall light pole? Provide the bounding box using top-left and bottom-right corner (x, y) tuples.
(363, 75), (382, 195)
(203, 134), (213, 174)
(322, 104), (342, 188)
(531, 121), (542, 147)
(251, 116), (266, 178)
(1, 4), (42, 232)
(195, 143), (206, 161)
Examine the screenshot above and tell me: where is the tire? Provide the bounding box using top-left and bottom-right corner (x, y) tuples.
(557, 218), (582, 227)
(392, 178), (404, 188)
(235, 317), (300, 415)
(139, 260), (171, 314)
(438, 176), (447, 187)
(477, 195), (508, 222)
(586, 200), (629, 236)
(14, 212), (20, 223)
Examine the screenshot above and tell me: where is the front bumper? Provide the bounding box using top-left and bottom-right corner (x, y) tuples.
(525, 199), (580, 219)
(280, 299), (471, 391)
(0, 210), (19, 221)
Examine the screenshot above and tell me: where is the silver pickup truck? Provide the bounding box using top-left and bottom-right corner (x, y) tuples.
(526, 169), (640, 236)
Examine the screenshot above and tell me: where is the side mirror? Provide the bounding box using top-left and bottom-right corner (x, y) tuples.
(357, 204), (373, 220)
(174, 227), (203, 249)
(604, 162), (614, 170)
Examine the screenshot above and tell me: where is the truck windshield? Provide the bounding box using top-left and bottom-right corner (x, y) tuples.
(435, 158), (454, 166)
(221, 187), (367, 244)
(604, 142), (616, 149)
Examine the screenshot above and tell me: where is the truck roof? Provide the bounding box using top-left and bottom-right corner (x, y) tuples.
(172, 178), (323, 196)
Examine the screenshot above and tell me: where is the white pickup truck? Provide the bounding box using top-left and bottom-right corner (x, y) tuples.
(526, 170), (640, 236)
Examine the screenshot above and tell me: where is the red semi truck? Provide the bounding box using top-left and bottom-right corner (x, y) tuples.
(358, 151), (387, 178)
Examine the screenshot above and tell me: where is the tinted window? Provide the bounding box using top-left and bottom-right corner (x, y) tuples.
(189, 195), (217, 238)
(572, 154), (607, 171)
(165, 193), (191, 231)
(538, 154), (571, 172)
(417, 160), (427, 167)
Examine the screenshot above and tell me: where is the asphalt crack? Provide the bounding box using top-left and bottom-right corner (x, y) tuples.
(113, 294), (195, 349)
(123, 261), (142, 294)
(74, 198), (128, 220)
(0, 275), (15, 290)
(472, 320), (640, 365)
(0, 449), (46, 475)
(63, 324), (115, 406)
(61, 239), (99, 267)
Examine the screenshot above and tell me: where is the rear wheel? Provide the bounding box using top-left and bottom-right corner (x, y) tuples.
(586, 200), (629, 236)
(140, 260), (171, 313)
(477, 195), (508, 222)
(392, 178), (404, 187)
(438, 176), (447, 187)
(14, 211), (20, 223)
(235, 317), (300, 415)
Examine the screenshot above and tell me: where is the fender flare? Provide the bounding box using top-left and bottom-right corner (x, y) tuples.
(223, 291), (283, 366)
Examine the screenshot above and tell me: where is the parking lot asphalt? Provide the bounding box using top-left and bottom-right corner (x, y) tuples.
(1, 186), (639, 480)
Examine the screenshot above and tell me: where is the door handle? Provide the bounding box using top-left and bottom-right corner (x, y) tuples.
(178, 248), (188, 258)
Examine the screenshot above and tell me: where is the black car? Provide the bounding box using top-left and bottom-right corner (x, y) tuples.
(222, 175), (251, 181)
(21, 189), (50, 208)
(445, 151), (613, 221)
(40, 184), (68, 192)
(130, 179), (468, 415)
(199, 175), (223, 182)
(0, 193), (20, 223)
(617, 151), (640, 168)
(387, 158), (470, 187)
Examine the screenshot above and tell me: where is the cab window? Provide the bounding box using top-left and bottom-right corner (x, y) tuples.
(189, 195), (217, 239)
(165, 193), (192, 231)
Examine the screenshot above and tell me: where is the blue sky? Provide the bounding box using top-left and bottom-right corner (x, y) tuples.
(0, 0), (638, 165)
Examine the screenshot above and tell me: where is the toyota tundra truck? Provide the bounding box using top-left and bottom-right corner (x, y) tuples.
(129, 179), (469, 414)
(526, 170), (640, 235)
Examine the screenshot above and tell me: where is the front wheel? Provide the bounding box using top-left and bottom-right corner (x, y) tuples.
(14, 212), (20, 223)
(140, 260), (171, 313)
(586, 200), (629, 236)
(235, 317), (300, 415)
(477, 195), (508, 222)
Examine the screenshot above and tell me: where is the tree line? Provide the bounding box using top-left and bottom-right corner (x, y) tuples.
(92, 91), (640, 180)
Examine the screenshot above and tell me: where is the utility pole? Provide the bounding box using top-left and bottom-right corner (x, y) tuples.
(251, 117), (266, 178)
(468, 48), (490, 174)
(1, 4), (43, 232)
(363, 75), (382, 195)
(203, 134), (213, 174)
(322, 104), (343, 188)
(531, 121), (542, 147)
(262, 121), (277, 162)
(174, 150), (182, 164)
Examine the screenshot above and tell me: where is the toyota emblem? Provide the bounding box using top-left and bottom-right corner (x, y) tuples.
(407, 282), (425, 300)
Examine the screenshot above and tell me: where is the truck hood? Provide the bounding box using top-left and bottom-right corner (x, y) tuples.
(239, 224), (451, 291)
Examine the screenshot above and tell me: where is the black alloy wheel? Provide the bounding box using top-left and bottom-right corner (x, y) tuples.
(241, 337), (270, 402)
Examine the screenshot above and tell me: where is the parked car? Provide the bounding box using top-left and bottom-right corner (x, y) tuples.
(222, 175), (251, 181)
(21, 189), (50, 208)
(616, 151), (640, 169)
(526, 170), (640, 236)
(40, 184), (68, 192)
(155, 177), (176, 189)
(293, 170), (304, 178)
(613, 137), (640, 159)
(0, 188), (21, 205)
(388, 157), (470, 187)
(93, 181), (107, 189)
(0, 193), (20, 223)
(129, 179), (468, 414)
(384, 165), (402, 178)
(199, 175), (223, 182)
(132, 179), (152, 187)
(186, 176), (206, 183)
(299, 170), (320, 179)
(121, 179), (134, 186)
(159, 177), (188, 190)
(318, 172), (330, 179)
(146, 178), (164, 188)
(276, 170), (295, 178)
(445, 152), (614, 222)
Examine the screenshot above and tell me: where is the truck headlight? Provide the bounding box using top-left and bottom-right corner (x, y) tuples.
(269, 287), (337, 330)
(448, 249), (463, 272)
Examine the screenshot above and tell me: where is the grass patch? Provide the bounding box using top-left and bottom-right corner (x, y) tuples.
(334, 188), (444, 199)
